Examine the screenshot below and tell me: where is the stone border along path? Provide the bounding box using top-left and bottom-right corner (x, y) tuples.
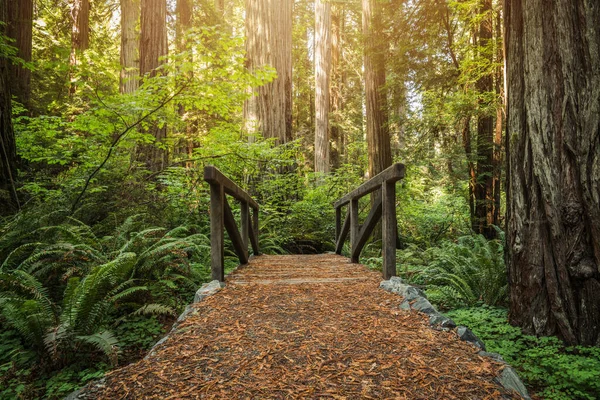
(67, 254), (530, 399)
(379, 276), (530, 400)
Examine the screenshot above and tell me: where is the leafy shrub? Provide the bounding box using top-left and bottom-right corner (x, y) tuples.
(447, 306), (600, 400)
(398, 232), (507, 308)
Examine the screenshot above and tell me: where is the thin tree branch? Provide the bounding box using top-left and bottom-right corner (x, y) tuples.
(70, 84), (187, 214)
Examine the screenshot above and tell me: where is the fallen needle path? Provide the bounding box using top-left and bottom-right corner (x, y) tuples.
(89, 254), (512, 399)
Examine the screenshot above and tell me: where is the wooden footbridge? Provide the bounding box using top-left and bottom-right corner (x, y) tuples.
(73, 165), (524, 399)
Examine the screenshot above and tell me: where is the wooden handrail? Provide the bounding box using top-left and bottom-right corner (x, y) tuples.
(204, 166), (260, 282)
(334, 163), (405, 279)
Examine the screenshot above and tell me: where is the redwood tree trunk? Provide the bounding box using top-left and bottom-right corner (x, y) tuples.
(70, 0), (90, 65)
(474, 0), (497, 239)
(6, 0), (33, 108)
(139, 0), (168, 172)
(506, 0), (600, 346)
(120, 0), (140, 94)
(330, 5), (343, 170)
(0, 0), (19, 212)
(314, 0), (331, 174)
(362, 0), (391, 178)
(244, 0), (293, 145)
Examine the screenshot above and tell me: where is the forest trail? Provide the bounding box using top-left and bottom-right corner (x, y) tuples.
(82, 254), (511, 399)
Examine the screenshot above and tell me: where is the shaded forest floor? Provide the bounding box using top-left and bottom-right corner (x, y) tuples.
(80, 254), (513, 399)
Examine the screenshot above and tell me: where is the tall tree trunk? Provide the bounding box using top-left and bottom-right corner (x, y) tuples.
(362, 0), (391, 178)
(462, 116), (476, 229)
(474, 0), (496, 239)
(506, 0), (600, 346)
(139, 0), (168, 172)
(176, 0), (194, 163)
(314, 0), (331, 174)
(6, 0), (33, 108)
(120, 0), (140, 94)
(69, 0), (90, 93)
(0, 0), (19, 212)
(330, 5), (343, 170)
(244, 0), (293, 145)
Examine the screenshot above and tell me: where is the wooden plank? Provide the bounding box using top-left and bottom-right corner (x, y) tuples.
(382, 181), (397, 279)
(223, 197), (249, 265)
(335, 208), (350, 254)
(249, 207), (260, 255)
(350, 198), (359, 263)
(350, 196), (382, 262)
(334, 163), (405, 208)
(209, 183), (225, 282)
(240, 201), (249, 250)
(335, 206), (341, 243)
(204, 166), (259, 209)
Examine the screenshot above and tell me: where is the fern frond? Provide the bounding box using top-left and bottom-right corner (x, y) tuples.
(133, 303), (175, 316)
(76, 331), (120, 365)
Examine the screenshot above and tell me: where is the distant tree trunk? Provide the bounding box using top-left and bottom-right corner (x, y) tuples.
(6, 0), (33, 108)
(462, 116), (476, 228)
(314, 0), (331, 174)
(69, 0), (90, 93)
(330, 5), (343, 170)
(506, 0), (600, 346)
(244, 0), (293, 145)
(362, 0), (391, 178)
(138, 0), (168, 172)
(215, 0), (224, 14)
(120, 0), (140, 94)
(474, 0), (496, 238)
(0, 1), (19, 212)
(176, 0), (194, 163)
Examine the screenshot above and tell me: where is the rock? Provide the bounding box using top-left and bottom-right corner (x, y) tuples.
(399, 299), (411, 310)
(176, 304), (195, 323)
(410, 297), (436, 314)
(429, 312), (457, 329)
(194, 280), (224, 303)
(389, 276), (403, 284)
(479, 351), (505, 363)
(457, 326), (486, 351)
(495, 366), (531, 400)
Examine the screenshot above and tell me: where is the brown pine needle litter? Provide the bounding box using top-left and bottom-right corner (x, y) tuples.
(87, 254), (516, 399)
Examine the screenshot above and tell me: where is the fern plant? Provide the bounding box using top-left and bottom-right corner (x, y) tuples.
(402, 232), (507, 309)
(0, 217), (212, 367)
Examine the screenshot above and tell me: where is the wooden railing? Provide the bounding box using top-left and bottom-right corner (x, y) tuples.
(334, 163), (405, 279)
(204, 166), (260, 282)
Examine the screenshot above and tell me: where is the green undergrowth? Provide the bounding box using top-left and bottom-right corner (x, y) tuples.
(446, 306), (600, 400)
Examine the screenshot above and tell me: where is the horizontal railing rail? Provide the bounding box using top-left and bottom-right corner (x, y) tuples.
(334, 163), (405, 279)
(205, 166), (260, 282)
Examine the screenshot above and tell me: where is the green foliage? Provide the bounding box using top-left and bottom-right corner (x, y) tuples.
(0, 216), (211, 367)
(398, 232), (507, 309)
(447, 306), (600, 400)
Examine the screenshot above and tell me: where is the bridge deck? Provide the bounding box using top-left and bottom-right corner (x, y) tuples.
(88, 255), (509, 399)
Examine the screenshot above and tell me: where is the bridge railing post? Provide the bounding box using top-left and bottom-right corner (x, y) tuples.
(205, 166), (260, 282)
(333, 163), (405, 279)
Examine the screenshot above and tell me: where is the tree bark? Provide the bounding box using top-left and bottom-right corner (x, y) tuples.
(6, 0), (33, 108)
(244, 0), (293, 145)
(314, 0), (331, 174)
(330, 5), (343, 170)
(70, 0), (90, 65)
(120, 0), (140, 94)
(506, 0), (600, 346)
(176, 0), (194, 162)
(474, 0), (497, 239)
(362, 0), (391, 178)
(0, 0), (19, 212)
(139, 0), (168, 172)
